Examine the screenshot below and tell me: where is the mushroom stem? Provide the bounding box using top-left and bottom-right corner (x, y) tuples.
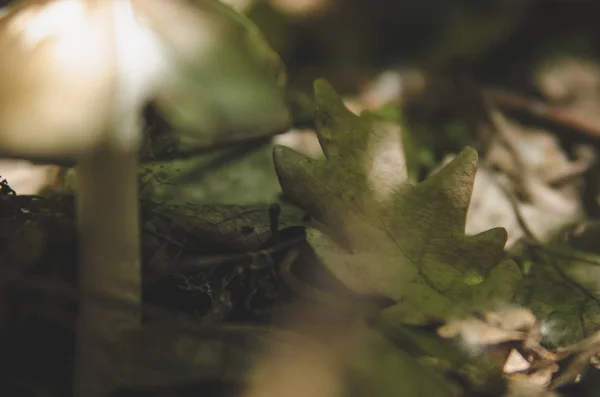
(73, 144), (142, 397)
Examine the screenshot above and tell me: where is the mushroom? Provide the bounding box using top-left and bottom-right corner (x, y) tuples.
(0, 1), (289, 396)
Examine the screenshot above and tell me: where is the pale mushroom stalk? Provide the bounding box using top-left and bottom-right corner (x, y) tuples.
(77, 1), (163, 394)
(0, 2), (141, 396)
(74, 145), (142, 397)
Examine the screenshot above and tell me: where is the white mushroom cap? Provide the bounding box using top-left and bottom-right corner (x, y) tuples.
(0, 0), (117, 158)
(0, 0), (289, 159)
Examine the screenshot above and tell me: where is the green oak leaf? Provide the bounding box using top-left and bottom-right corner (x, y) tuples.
(273, 79), (521, 325)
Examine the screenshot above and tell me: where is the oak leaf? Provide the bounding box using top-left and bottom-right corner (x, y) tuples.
(273, 79), (521, 324)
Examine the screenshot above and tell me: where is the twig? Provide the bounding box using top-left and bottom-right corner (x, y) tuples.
(486, 87), (600, 142)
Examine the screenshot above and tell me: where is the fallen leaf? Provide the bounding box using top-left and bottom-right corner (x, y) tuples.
(273, 79), (521, 324)
(140, 141), (284, 206)
(470, 106), (591, 248)
(504, 349), (531, 374)
(146, 201), (305, 252)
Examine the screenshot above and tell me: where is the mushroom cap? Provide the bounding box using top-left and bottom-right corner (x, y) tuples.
(0, 0), (117, 159)
(135, 0), (290, 145)
(0, 0), (289, 160)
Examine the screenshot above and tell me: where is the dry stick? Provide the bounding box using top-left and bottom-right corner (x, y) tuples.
(497, 182), (539, 244)
(486, 87), (600, 142)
